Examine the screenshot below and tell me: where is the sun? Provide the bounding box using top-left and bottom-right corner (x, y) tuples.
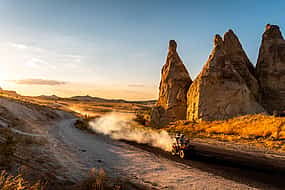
(0, 79), (6, 89)
(0, 68), (15, 88)
(0, 73), (10, 88)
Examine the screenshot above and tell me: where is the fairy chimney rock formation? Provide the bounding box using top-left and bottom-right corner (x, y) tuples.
(223, 30), (260, 100)
(256, 24), (285, 113)
(187, 33), (265, 121)
(150, 40), (192, 127)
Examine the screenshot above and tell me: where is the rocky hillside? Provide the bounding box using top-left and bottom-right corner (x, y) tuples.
(151, 24), (285, 126)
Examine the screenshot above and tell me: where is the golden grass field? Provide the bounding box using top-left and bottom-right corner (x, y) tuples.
(166, 114), (285, 151)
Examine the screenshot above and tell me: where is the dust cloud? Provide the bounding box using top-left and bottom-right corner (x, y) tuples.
(89, 113), (174, 151)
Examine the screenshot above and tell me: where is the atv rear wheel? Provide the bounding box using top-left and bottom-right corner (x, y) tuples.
(179, 150), (185, 159)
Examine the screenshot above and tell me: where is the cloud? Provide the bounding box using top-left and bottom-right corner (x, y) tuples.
(128, 84), (145, 88)
(8, 79), (67, 86)
(9, 43), (28, 49)
(26, 58), (46, 67)
(25, 58), (56, 69)
(8, 42), (84, 70)
(8, 42), (50, 54)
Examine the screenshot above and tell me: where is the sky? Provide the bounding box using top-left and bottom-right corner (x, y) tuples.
(0, 0), (284, 100)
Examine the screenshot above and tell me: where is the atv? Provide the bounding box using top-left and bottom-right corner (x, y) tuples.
(171, 138), (192, 159)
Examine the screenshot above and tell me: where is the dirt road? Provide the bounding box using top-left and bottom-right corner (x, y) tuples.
(48, 115), (285, 190)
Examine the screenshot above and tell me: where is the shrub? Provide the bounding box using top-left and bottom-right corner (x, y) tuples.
(74, 115), (99, 130)
(73, 168), (116, 190)
(0, 170), (43, 190)
(134, 109), (151, 126)
(273, 110), (279, 117)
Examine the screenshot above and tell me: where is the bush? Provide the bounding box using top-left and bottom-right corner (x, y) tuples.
(74, 115), (99, 130)
(134, 109), (151, 126)
(73, 168), (120, 190)
(273, 110), (279, 117)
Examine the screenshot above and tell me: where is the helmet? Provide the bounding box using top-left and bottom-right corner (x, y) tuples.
(175, 133), (181, 138)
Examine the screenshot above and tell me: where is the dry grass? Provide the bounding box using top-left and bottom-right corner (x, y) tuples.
(166, 114), (285, 150)
(0, 167), (144, 190)
(74, 115), (99, 130)
(74, 168), (148, 190)
(0, 170), (44, 190)
(74, 168), (111, 190)
(133, 105), (152, 126)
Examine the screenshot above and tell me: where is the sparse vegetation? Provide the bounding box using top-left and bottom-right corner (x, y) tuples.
(0, 168), (141, 190)
(166, 114), (285, 150)
(74, 168), (148, 190)
(134, 107), (151, 126)
(73, 168), (113, 190)
(134, 112), (148, 126)
(0, 170), (44, 190)
(74, 115), (99, 130)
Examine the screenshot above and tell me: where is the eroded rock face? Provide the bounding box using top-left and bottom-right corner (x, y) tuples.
(256, 24), (285, 113)
(150, 40), (192, 127)
(187, 34), (265, 121)
(223, 30), (260, 100)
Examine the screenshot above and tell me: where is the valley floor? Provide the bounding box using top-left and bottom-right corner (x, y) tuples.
(1, 95), (285, 189)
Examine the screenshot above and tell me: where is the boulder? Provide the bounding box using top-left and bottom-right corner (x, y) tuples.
(187, 34), (265, 121)
(256, 24), (285, 113)
(150, 40), (192, 127)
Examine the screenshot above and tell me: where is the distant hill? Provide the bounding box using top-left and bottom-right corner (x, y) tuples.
(0, 89), (19, 97)
(69, 95), (109, 102)
(38, 95), (61, 100)
(69, 95), (156, 104)
(38, 94), (156, 105)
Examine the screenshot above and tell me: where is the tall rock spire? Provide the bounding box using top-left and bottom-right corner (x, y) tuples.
(150, 40), (192, 127)
(223, 29), (260, 100)
(187, 32), (264, 121)
(256, 24), (285, 113)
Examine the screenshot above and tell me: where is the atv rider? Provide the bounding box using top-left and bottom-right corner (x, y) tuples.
(175, 133), (186, 146)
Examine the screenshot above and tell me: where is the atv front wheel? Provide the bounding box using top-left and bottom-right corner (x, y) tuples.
(179, 150), (185, 159)
(171, 149), (176, 156)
